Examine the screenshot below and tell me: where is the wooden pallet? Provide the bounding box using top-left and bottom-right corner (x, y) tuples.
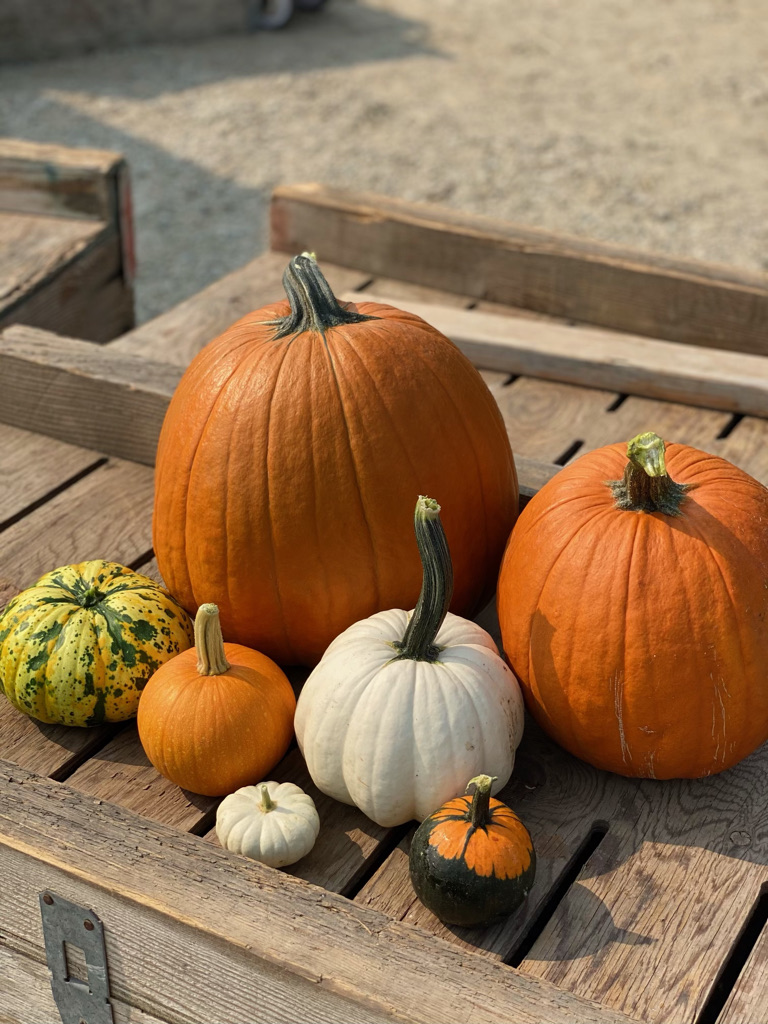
(0, 139), (134, 343)
(1, 185), (768, 1024)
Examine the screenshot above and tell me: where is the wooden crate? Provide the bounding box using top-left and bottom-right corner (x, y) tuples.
(1, 185), (768, 1024)
(0, 139), (134, 343)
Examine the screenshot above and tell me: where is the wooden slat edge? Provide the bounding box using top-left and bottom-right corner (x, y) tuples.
(271, 184), (768, 354)
(349, 293), (768, 418)
(0, 762), (639, 1024)
(0, 326), (557, 499)
(0, 325), (181, 464)
(0, 139), (126, 222)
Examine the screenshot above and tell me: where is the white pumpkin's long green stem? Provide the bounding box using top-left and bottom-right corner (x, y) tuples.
(270, 253), (379, 339)
(466, 774), (497, 828)
(260, 785), (277, 813)
(194, 604), (231, 676)
(609, 432), (693, 516)
(393, 496), (454, 662)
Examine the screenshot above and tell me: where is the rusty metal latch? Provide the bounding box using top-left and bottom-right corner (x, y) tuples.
(39, 891), (114, 1024)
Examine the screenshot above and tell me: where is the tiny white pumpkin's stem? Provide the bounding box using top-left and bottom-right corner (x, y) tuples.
(609, 432), (693, 517)
(194, 604), (231, 676)
(466, 774), (497, 828)
(259, 785), (277, 813)
(394, 496), (454, 663)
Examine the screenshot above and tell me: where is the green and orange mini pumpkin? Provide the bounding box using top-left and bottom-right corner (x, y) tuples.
(409, 774), (536, 927)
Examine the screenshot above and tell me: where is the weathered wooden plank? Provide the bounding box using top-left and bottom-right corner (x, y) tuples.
(0, 138), (125, 222)
(0, 943), (171, 1024)
(0, 697), (119, 781)
(0, 762), (639, 1024)
(711, 416), (768, 486)
(0, 422), (104, 526)
(518, 740), (768, 1024)
(271, 183), (768, 355)
(0, 325), (181, 464)
(495, 377), (620, 464)
(583, 393), (730, 453)
(66, 724), (218, 833)
(718, 920), (768, 1023)
(0, 219), (133, 342)
(109, 251), (370, 366)
(349, 294), (768, 419)
(0, 458), (154, 587)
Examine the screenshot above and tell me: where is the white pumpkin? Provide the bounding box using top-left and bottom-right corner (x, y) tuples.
(295, 497), (525, 828)
(215, 781), (320, 867)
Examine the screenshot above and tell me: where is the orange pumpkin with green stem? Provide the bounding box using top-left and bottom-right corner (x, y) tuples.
(137, 603), (295, 796)
(498, 432), (768, 779)
(153, 253), (517, 666)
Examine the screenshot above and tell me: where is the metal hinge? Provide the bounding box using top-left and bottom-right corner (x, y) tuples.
(39, 891), (114, 1024)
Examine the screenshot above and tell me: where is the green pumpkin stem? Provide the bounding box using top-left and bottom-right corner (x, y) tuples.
(81, 585), (105, 608)
(609, 432), (693, 516)
(393, 496), (454, 663)
(270, 253), (379, 339)
(260, 785), (277, 813)
(194, 604), (231, 676)
(466, 774), (497, 828)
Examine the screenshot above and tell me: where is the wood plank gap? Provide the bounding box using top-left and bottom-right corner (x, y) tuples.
(716, 413), (745, 440)
(700, 886), (768, 1024)
(47, 722), (129, 783)
(507, 823), (609, 969)
(341, 823), (413, 901)
(554, 439), (585, 466)
(128, 548), (157, 573)
(0, 456), (107, 534)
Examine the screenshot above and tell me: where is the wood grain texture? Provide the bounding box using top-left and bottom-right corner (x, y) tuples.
(66, 724), (218, 833)
(349, 293), (768, 418)
(0, 217), (133, 342)
(0, 325), (181, 463)
(0, 457), (154, 588)
(718, 922), (768, 1023)
(110, 251), (370, 366)
(0, 696), (118, 781)
(271, 183), (768, 355)
(0, 138), (123, 221)
(0, 422), (103, 526)
(0, 943), (171, 1024)
(0, 763), (638, 1024)
(711, 416), (768, 485)
(517, 738), (768, 1024)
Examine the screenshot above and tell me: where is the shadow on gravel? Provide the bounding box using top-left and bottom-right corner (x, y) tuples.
(0, 2), (442, 100)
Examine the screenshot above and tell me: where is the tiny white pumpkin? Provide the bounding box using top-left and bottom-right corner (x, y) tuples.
(215, 781), (320, 867)
(295, 496), (525, 828)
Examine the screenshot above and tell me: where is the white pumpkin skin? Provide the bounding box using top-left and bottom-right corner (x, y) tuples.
(216, 781), (320, 867)
(294, 608), (525, 827)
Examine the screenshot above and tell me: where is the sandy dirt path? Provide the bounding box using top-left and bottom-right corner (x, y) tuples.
(1, 0), (766, 323)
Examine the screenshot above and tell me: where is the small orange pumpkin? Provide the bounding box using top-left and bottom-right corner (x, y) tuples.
(153, 254), (517, 666)
(137, 603), (295, 795)
(498, 432), (768, 779)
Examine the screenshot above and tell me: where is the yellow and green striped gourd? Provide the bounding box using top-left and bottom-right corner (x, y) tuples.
(0, 561), (193, 727)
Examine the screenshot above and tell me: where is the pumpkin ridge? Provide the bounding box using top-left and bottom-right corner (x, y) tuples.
(320, 324), (382, 614)
(675, 504), (749, 766)
(402, 340), (493, 608)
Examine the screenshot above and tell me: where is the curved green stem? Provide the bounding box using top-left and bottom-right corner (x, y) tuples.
(393, 496), (454, 662)
(609, 432), (693, 516)
(260, 785), (276, 813)
(270, 253), (378, 339)
(194, 604), (231, 676)
(466, 774), (497, 828)
(81, 585), (105, 608)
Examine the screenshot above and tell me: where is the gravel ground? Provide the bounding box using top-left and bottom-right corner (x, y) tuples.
(1, 0), (766, 323)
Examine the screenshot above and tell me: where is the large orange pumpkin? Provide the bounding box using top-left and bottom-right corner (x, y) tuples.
(498, 432), (768, 779)
(153, 254), (517, 666)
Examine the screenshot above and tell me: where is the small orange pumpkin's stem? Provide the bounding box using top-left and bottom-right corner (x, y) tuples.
(610, 432), (693, 517)
(194, 604), (231, 676)
(466, 774), (498, 828)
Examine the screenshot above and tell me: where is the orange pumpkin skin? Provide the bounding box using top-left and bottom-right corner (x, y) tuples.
(137, 641), (296, 797)
(498, 440), (768, 779)
(153, 258), (517, 666)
